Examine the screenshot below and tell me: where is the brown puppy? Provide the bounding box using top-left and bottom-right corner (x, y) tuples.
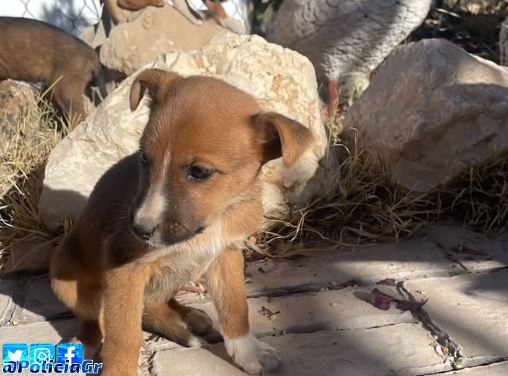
(103, 0), (164, 24)
(0, 17), (105, 124)
(104, 0), (237, 29)
(50, 69), (313, 375)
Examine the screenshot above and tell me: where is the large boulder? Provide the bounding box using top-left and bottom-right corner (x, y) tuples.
(38, 32), (329, 231)
(100, 5), (225, 75)
(345, 38), (508, 192)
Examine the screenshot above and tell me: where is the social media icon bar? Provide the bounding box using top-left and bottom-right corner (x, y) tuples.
(2, 344), (28, 364)
(56, 343), (83, 364)
(29, 344), (55, 365)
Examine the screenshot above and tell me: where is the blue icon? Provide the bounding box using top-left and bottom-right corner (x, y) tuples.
(56, 343), (83, 364)
(2, 344), (29, 364)
(29, 344), (55, 365)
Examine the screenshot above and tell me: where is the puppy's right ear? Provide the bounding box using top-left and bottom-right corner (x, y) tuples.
(129, 69), (181, 111)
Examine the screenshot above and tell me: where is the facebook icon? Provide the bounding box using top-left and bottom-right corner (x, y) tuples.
(56, 343), (83, 364)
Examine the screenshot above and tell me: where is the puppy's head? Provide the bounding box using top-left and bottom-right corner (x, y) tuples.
(129, 69), (313, 247)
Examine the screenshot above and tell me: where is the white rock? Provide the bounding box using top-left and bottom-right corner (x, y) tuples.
(345, 39), (508, 192)
(39, 32), (329, 231)
(99, 5), (225, 76)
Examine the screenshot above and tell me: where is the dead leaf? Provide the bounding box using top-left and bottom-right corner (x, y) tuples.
(376, 278), (396, 286)
(370, 288), (394, 311)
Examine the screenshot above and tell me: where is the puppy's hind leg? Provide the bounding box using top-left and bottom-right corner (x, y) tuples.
(169, 298), (222, 343)
(142, 299), (220, 347)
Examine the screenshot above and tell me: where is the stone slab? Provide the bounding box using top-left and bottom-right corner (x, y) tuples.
(193, 287), (415, 337)
(0, 319), (92, 375)
(152, 347), (246, 376)
(246, 236), (460, 297)
(430, 361), (508, 375)
(207, 324), (449, 376)
(263, 325), (448, 376)
(11, 276), (70, 325)
(0, 279), (21, 325)
(422, 225), (508, 272)
(0, 318), (77, 343)
(406, 269), (508, 364)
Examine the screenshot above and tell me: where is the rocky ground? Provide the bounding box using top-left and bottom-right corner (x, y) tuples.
(1, 224), (507, 375)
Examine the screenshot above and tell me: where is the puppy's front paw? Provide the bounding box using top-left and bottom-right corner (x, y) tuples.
(225, 333), (280, 374)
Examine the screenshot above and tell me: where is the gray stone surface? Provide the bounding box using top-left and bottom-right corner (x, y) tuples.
(0, 320), (81, 375)
(406, 270), (508, 364)
(0, 319), (77, 343)
(153, 348), (246, 376)
(246, 236), (460, 296)
(0, 280), (20, 325)
(252, 324), (448, 376)
(11, 276), (70, 325)
(1, 225), (506, 375)
(194, 287), (415, 337)
(422, 225), (508, 272)
(432, 361), (508, 375)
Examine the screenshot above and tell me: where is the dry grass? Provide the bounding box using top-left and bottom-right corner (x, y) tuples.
(257, 119), (508, 257)
(0, 89), (70, 272)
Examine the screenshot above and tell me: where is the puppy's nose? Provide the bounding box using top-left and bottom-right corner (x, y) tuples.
(132, 220), (156, 240)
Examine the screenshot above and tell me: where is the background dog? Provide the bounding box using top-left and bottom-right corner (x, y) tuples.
(50, 69), (313, 375)
(103, 0), (245, 33)
(0, 17), (106, 124)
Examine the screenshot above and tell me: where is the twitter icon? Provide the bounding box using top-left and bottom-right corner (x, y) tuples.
(2, 344), (28, 364)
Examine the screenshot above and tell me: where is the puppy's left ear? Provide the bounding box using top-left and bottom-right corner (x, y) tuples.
(129, 69), (181, 111)
(252, 112), (314, 167)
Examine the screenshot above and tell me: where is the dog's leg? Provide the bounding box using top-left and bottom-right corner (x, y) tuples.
(51, 75), (86, 126)
(79, 320), (103, 359)
(51, 237), (104, 354)
(100, 264), (147, 376)
(204, 247), (280, 374)
(143, 299), (216, 346)
(143, 301), (199, 347)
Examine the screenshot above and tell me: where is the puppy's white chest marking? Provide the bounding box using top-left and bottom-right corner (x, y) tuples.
(144, 248), (215, 302)
(143, 223), (229, 303)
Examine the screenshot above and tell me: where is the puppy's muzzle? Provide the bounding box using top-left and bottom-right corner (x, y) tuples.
(131, 218), (206, 245)
(132, 219), (156, 240)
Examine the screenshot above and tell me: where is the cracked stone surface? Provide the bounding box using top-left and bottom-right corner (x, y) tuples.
(257, 324), (448, 376)
(422, 225), (508, 272)
(11, 276), (70, 325)
(0, 225), (506, 375)
(153, 348), (246, 376)
(432, 361), (508, 375)
(0, 319), (77, 343)
(245, 236), (462, 297)
(0, 280), (20, 325)
(406, 270), (508, 365)
(193, 287), (416, 337)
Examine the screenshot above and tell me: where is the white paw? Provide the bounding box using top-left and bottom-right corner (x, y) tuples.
(224, 333), (280, 374)
(186, 335), (202, 348)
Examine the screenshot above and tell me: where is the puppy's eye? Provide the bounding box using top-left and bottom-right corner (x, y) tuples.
(139, 151), (150, 165)
(188, 165), (214, 181)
